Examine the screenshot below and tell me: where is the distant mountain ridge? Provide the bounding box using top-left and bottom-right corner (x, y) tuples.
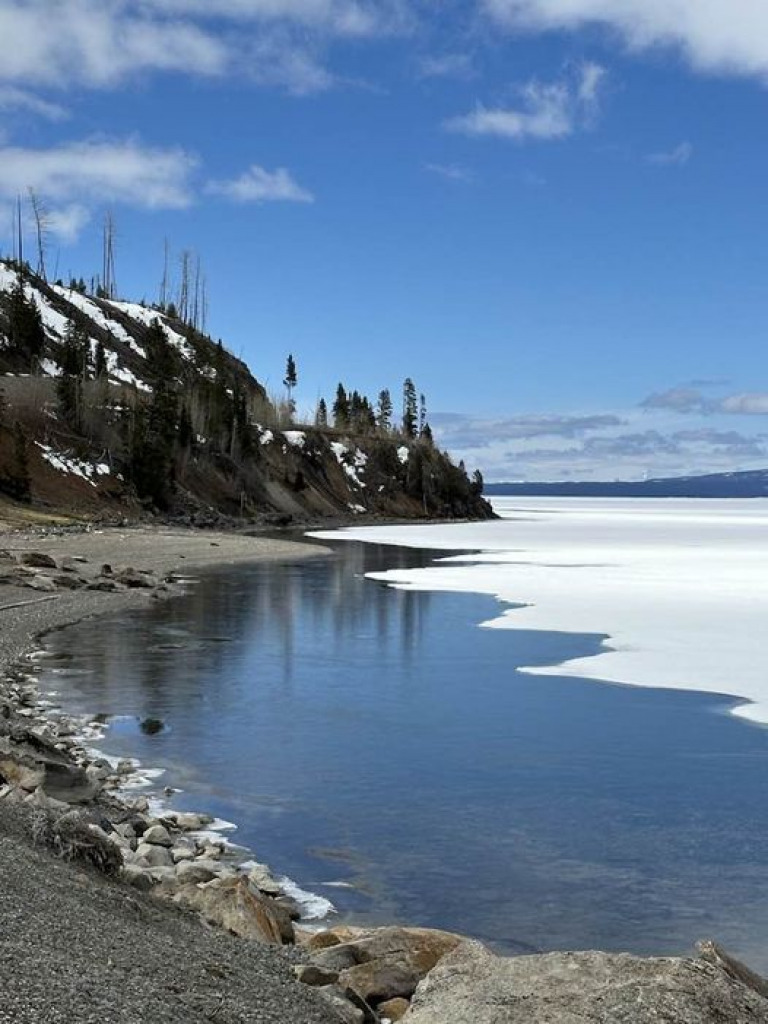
(485, 469), (768, 499)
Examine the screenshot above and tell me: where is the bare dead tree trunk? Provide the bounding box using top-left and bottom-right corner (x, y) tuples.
(178, 250), (190, 324)
(28, 189), (49, 282)
(160, 237), (170, 308)
(102, 211), (117, 299)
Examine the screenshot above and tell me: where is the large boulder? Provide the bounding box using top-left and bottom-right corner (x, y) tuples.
(172, 876), (292, 944)
(308, 926), (463, 1007)
(402, 941), (768, 1024)
(21, 552), (57, 569)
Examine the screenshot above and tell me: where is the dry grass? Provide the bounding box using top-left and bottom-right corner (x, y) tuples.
(0, 495), (82, 531)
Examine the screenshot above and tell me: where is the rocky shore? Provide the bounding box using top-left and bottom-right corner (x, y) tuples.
(2, 524), (768, 1023)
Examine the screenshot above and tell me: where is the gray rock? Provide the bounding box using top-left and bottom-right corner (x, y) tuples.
(248, 861), (283, 896)
(316, 986), (365, 1024)
(135, 842), (173, 868)
(165, 811), (211, 831)
(21, 552), (57, 569)
(142, 823), (172, 847)
(175, 859), (221, 885)
(121, 863), (154, 891)
(26, 576), (58, 593)
(403, 941), (768, 1024)
(296, 964), (341, 987)
(171, 846), (194, 863)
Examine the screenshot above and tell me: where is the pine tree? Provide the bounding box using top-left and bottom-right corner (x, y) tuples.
(333, 383), (349, 429)
(7, 279), (45, 369)
(419, 393), (427, 436)
(56, 321), (87, 430)
(377, 389), (392, 432)
(402, 378), (418, 439)
(8, 421), (31, 501)
(283, 353), (297, 418)
(315, 398), (328, 428)
(94, 340), (107, 379)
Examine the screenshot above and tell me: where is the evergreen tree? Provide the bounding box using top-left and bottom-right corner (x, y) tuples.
(422, 422), (434, 444)
(377, 389), (392, 432)
(470, 468), (484, 496)
(419, 393), (427, 436)
(129, 321), (180, 507)
(402, 377), (418, 438)
(166, 301), (179, 320)
(333, 383), (349, 429)
(315, 398), (328, 428)
(56, 321), (87, 430)
(94, 339), (107, 379)
(7, 279), (45, 369)
(3, 421), (31, 502)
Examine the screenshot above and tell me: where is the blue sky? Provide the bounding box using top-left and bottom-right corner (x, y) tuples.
(1, 0), (768, 481)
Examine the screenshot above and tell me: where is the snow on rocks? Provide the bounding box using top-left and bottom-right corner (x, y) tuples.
(51, 286), (146, 357)
(35, 444), (111, 487)
(330, 441), (367, 488)
(105, 300), (195, 361)
(397, 446), (409, 465)
(283, 430), (306, 448)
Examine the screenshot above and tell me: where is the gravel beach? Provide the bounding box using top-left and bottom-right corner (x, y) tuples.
(0, 524), (347, 1024)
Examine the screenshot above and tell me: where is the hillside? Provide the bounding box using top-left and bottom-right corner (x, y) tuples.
(485, 470), (768, 499)
(0, 261), (491, 524)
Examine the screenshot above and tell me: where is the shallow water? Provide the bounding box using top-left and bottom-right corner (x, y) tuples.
(37, 539), (768, 970)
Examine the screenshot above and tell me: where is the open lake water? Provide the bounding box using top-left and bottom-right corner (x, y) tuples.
(37, 537), (768, 970)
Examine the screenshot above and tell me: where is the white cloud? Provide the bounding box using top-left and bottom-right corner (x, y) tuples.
(206, 164), (314, 203)
(0, 0), (404, 95)
(45, 204), (91, 243)
(445, 63), (606, 141)
(647, 141), (693, 166)
(418, 53), (474, 79)
(0, 138), (198, 210)
(0, 86), (68, 120)
(424, 162), (474, 182)
(481, 1), (768, 81)
(0, 2), (227, 88)
(720, 393), (768, 415)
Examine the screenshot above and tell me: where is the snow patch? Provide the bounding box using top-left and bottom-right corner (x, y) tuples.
(36, 443), (111, 487)
(105, 300), (195, 361)
(52, 286), (146, 357)
(397, 445), (409, 464)
(311, 497), (768, 726)
(283, 430), (306, 448)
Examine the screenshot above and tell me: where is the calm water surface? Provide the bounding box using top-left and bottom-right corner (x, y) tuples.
(37, 540), (768, 970)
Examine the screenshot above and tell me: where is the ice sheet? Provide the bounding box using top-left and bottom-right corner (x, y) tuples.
(311, 498), (768, 724)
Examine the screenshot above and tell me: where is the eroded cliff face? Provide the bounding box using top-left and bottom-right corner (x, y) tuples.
(0, 263), (492, 523)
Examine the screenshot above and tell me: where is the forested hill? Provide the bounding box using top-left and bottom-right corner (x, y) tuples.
(485, 471), (768, 499)
(0, 260), (492, 523)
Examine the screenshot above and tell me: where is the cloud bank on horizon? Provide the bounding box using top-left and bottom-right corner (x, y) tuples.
(0, 0), (766, 484)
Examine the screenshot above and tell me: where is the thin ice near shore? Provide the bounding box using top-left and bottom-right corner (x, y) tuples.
(312, 497), (768, 725)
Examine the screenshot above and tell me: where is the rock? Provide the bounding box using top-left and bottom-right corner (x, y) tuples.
(377, 997), (409, 1021)
(341, 961), (421, 1006)
(135, 842), (173, 868)
(173, 876), (290, 944)
(139, 717), (164, 735)
(0, 759), (44, 792)
(311, 926), (462, 1005)
(26, 576), (58, 592)
(295, 964), (340, 987)
(26, 786), (69, 814)
(175, 859), (221, 885)
(247, 861), (283, 896)
(21, 552), (57, 569)
(142, 823), (172, 847)
(0, 549), (16, 563)
(121, 863), (153, 891)
(165, 811), (211, 831)
(316, 987), (365, 1024)
(114, 567), (156, 589)
(308, 930), (344, 951)
(87, 579), (119, 592)
(403, 941), (768, 1024)
(148, 866), (177, 885)
(52, 573), (86, 590)
(171, 846), (194, 864)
